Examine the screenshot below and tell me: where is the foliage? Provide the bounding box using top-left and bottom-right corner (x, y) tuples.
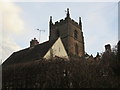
(2, 41), (120, 88)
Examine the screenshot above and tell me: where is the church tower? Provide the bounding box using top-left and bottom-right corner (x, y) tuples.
(49, 8), (85, 57)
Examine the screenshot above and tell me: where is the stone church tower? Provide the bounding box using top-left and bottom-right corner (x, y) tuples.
(49, 8), (85, 57)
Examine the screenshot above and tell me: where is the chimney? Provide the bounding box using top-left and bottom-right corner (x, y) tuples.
(105, 44), (111, 52)
(30, 38), (39, 47)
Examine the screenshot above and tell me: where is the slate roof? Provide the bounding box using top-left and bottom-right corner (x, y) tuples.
(2, 39), (57, 66)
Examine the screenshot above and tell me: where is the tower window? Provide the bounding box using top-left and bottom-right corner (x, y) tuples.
(74, 30), (78, 39)
(75, 43), (78, 55)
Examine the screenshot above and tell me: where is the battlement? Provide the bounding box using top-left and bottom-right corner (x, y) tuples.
(52, 17), (80, 28)
(53, 18), (66, 26)
(70, 19), (80, 28)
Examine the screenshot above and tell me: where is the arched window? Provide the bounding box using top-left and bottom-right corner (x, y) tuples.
(74, 30), (78, 39)
(75, 43), (78, 55)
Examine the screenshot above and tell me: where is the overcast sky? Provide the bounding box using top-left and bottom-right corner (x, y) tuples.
(0, 0), (119, 63)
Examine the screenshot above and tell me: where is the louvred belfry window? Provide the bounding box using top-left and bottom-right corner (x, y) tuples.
(74, 30), (78, 40)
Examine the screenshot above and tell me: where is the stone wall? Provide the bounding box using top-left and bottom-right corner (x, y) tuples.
(49, 16), (85, 57)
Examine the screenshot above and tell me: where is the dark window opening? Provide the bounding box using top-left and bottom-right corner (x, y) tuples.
(74, 30), (78, 39)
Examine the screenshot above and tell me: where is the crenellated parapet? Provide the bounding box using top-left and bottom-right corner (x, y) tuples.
(69, 18), (81, 29)
(50, 17), (81, 29)
(49, 8), (82, 30)
(53, 18), (67, 26)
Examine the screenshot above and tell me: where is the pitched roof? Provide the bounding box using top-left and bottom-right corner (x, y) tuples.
(2, 39), (57, 66)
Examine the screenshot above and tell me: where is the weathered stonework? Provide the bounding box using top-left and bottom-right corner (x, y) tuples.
(49, 8), (85, 57)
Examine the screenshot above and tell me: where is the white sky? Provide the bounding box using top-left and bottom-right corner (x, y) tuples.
(0, 0), (119, 63)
